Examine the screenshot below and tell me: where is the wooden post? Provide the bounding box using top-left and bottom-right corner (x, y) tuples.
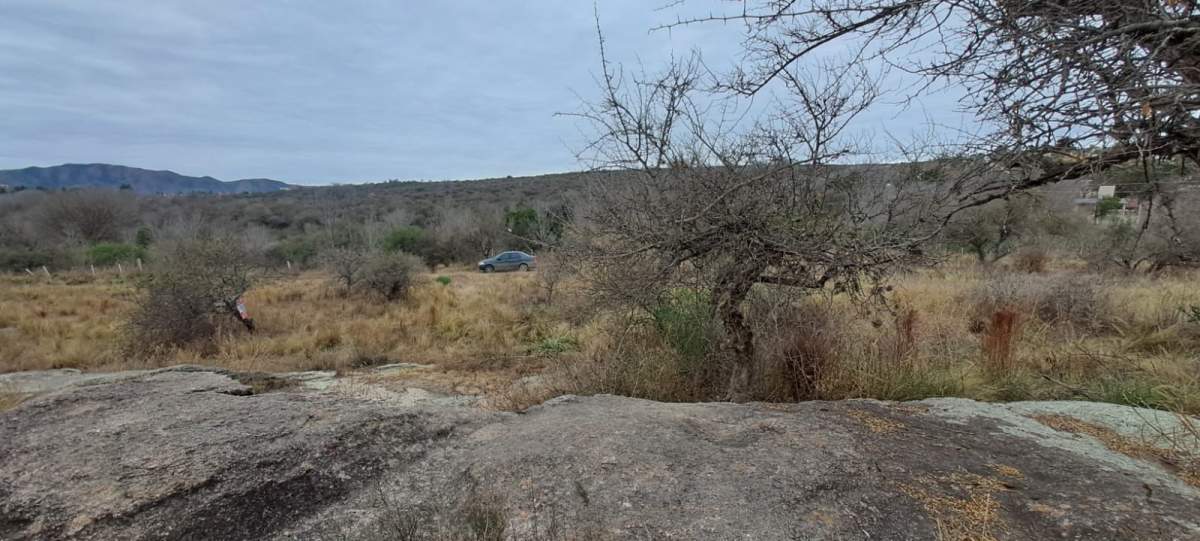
(117, 263), (124, 275)
(24, 268), (34, 276)
(137, 258), (143, 271)
(90, 264), (96, 276)
(286, 260), (292, 271)
(42, 266), (50, 277)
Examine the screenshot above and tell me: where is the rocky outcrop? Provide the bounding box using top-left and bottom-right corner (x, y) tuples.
(2, 367), (1198, 540)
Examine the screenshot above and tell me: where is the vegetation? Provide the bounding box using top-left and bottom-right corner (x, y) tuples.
(124, 236), (256, 355)
(3, 256), (1200, 416)
(3, 1), (1200, 428)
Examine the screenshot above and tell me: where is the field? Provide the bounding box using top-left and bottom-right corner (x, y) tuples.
(2, 260), (1199, 413)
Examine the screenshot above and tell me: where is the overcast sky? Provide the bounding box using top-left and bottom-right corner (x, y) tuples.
(0, 1), (968, 185)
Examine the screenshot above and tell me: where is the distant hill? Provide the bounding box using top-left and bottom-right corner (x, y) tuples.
(0, 164), (294, 194)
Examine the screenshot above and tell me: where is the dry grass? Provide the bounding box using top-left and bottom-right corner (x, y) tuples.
(1032, 414), (1200, 487)
(898, 471), (1010, 541)
(0, 269), (594, 396)
(0, 388), (30, 412)
(3, 258), (1200, 412)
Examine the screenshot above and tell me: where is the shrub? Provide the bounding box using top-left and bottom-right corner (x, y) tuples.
(357, 252), (424, 302)
(531, 335), (579, 355)
(435, 275), (452, 286)
(756, 303), (839, 401)
(650, 289), (715, 366)
(269, 236), (320, 268)
(86, 243), (145, 266)
(125, 237), (254, 354)
(134, 227), (153, 248)
(969, 273), (1105, 330)
(381, 226), (430, 255)
(1012, 247), (1048, 273)
(0, 247), (62, 272)
(321, 246), (370, 290)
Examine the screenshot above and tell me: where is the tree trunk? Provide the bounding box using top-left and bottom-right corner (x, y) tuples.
(714, 263), (764, 401)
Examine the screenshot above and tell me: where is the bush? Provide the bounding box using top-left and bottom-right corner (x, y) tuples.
(86, 243), (145, 266)
(435, 275), (452, 286)
(321, 246), (370, 290)
(650, 289), (715, 365)
(269, 236), (320, 268)
(125, 237), (254, 353)
(1012, 247), (1048, 273)
(381, 226), (430, 255)
(0, 247), (63, 272)
(357, 252), (424, 302)
(969, 273), (1105, 330)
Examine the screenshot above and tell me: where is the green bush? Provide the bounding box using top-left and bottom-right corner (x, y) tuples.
(381, 226), (430, 255)
(0, 248), (62, 272)
(435, 275), (452, 286)
(532, 335), (579, 355)
(268, 236), (320, 268)
(651, 289), (715, 364)
(87, 243), (146, 266)
(134, 227), (153, 248)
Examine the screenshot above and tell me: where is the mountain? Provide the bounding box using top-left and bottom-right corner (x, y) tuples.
(0, 164), (294, 195)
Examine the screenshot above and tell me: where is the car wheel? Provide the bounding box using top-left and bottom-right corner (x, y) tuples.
(482, 265), (494, 273)
(519, 263), (530, 272)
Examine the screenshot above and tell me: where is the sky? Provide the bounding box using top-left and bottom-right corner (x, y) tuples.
(0, 1), (968, 185)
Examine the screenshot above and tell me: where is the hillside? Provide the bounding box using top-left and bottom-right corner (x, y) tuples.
(0, 164), (294, 195)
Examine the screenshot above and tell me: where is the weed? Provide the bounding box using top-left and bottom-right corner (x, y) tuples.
(649, 289), (715, 370)
(531, 336), (579, 356)
(436, 275), (453, 286)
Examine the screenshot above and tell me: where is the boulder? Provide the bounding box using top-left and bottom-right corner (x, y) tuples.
(1, 367), (1198, 540)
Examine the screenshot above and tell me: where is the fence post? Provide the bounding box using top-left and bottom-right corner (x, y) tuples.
(117, 263), (124, 275)
(41, 266), (50, 277)
(24, 268), (33, 276)
(90, 264), (96, 276)
(137, 258), (143, 271)
(287, 260), (292, 271)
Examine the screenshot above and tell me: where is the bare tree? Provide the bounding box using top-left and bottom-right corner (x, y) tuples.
(322, 246), (370, 290)
(36, 189), (136, 244)
(943, 197), (1034, 265)
(659, 0), (1200, 200)
(567, 42), (977, 397)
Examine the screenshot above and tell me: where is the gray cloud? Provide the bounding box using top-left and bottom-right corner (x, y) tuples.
(0, 1), (968, 185)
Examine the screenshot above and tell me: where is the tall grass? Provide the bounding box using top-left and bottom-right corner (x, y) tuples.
(4, 261), (1200, 414)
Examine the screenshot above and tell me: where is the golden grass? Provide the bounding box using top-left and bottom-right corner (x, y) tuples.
(0, 269), (591, 396)
(2, 260), (1200, 410)
(898, 471), (1008, 541)
(1032, 414), (1200, 487)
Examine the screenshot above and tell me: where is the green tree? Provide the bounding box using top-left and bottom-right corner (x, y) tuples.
(134, 227), (153, 248)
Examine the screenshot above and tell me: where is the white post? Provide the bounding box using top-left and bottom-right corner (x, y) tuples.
(41, 266), (50, 277)
(90, 264), (96, 276)
(286, 260), (292, 271)
(24, 268), (33, 276)
(137, 258), (143, 271)
(117, 263), (124, 275)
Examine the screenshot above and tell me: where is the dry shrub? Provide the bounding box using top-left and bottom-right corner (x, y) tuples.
(753, 301), (840, 401)
(357, 251), (424, 302)
(1012, 247), (1049, 273)
(969, 272), (1106, 331)
(553, 331), (718, 403)
(124, 237), (254, 356)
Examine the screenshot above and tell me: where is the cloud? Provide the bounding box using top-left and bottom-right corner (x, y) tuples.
(0, 1), (968, 184)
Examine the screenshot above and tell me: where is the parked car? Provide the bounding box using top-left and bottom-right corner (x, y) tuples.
(478, 251), (536, 273)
